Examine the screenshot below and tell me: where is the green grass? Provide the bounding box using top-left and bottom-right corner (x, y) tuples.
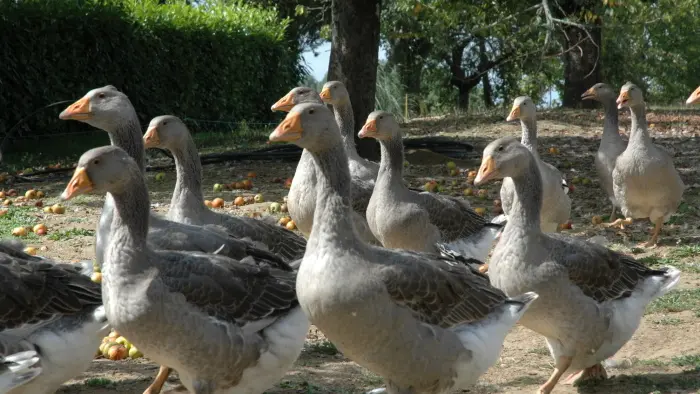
(647, 288), (700, 315)
(48, 228), (94, 241)
(528, 347), (550, 356)
(671, 354), (700, 368)
(0, 206), (39, 239)
(305, 340), (339, 356)
(651, 316), (684, 325)
(83, 377), (115, 388)
(638, 252), (700, 274)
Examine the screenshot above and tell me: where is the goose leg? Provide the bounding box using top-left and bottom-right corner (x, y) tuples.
(143, 366), (171, 394)
(639, 218), (663, 248)
(608, 205), (616, 222)
(562, 362), (608, 385)
(478, 264), (489, 274)
(537, 355), (572, 394)
(604, 217), (632, 230)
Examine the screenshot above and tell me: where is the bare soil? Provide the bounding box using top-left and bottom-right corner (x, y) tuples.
(4, 108), (700, 393)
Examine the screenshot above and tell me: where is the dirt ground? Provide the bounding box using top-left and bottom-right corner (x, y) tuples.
(4, 107), (700, 394)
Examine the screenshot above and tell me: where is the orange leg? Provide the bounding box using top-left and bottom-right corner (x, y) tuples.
(605, 217), (632, 229)
(562, 363), (608, 385)
(143, 365), (171, 394)
(537, 356), (572, 394)
(638, 218), (663, 248)
(478, 264), (489, 274)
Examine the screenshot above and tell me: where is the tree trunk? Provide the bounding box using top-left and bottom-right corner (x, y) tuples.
(478, 38), (494, 108)
(457, 85), (470, 111)
(327, 0), (381, 161)
(560, 18), (602, 108)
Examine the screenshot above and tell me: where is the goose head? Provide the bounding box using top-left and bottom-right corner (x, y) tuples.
(269, 103), (340, 152)
(474, 137), (532, 186)
(271, 87), (323, 112)
(61, 146), (138, 200)
(59, 85), (134, 130)
(506, 96), (536, 122)
(358, 110), (400, 141)
(616, 82), (645, 109)
(581, 83), (616, 103)
(143, 115), (188, 150)
(319, 81), (350, 106)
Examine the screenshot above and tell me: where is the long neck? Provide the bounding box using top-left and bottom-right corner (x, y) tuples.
(600, 98), (620, 144)
(106, 112), (146, 172)
(108, 172), (151, 253)
(308, 142), (358, 249)
(507, 155), (543, 231)
(628, 103), (651, 146)
(168, 136), (207, 215)
(519, 118), (539, 159)
(332, 101), (359, 158)
(377, 137), (405, 188)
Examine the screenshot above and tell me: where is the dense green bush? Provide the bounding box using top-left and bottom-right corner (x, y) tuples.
(0, 0), (302, 153)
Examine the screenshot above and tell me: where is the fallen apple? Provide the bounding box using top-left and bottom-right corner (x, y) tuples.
(571, 176), (581, 184)
(50, 204), (65, 214)
(91, 272), (102, 283)
(279, 216), (291, 226)
(115, 336), (132, 350)
(424, 181), (438, 193)
(102, 342), (119, 358)
(477, 189), (488, 199)
(548, 147), (559, 154)
(474, 207), (486, 216)
(283, 178), (293, 189)
(2, 199), (12, 206)
(591, 215), (603, 225)
(449, 168), (460, 177)
(234, 196), (245, 206)
(254, 194), (264, 203)
(446, 161), (457, 170)
(560, 220), (573, 230)
(0, 191), (5, 199)
(36, 191), (45, 198)
(33, 223), (47, 233)
(12, 227), (28, 237)
(463, 189), (474, 196)
(128, 346), (143, 359)
(280, 203), (288, 213)
(204, 200), (213, 208)
(581, 178), (591, 185)
(213, 183), (223, 192)
(43, 206), (52, 213)
(247, 171), (257, 178)
(234, 182), (244, 190)
(35, 200), (43, 208)
(7, 189), (17, 197)
(25, 189), (37, 199)
(23, 247), (38, 256)
(285, 220), (297, 230)
(108, 345), (128, 361)
(242, 180), (253, 190)
(403, 160), (409, 167)
(155, 172), (166, 182)
(269, 202), (281, 213)
(0, 208), (7, 217)
(211, 198), (225, 208)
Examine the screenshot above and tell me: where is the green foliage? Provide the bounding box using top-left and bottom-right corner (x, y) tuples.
(374, 62), (405, 121)
(0, 0), (302, 154)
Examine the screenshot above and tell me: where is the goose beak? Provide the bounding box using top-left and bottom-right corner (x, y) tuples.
(271, 92), (296, 112)
(59, 97), (91, 120)
(686, 86), (700, 105)
(616, 91), (630, 109)
(143, 126), (160, 148)
(358, 119), (377, 138)
(319, 87), (332, 102)
(581, 87), (596, 100)
(474, 156), (499, 186)
(506, 106), (520, 122)
(61, 167), (93, 200)
(269, 112), (303, 142)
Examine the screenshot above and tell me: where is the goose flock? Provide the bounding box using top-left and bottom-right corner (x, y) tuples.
(0, 81), (696, 394)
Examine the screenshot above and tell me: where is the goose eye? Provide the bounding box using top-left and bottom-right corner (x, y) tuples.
(497, 146), (504, 152)
(308, 109), (315, 115)
(163, 121), (168, 126)
(93, 159), (100, 165)
(378, 116), (383, 120)
(98, 93), (105, 99)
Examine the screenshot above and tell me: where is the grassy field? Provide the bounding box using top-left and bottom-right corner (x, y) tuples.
(2, 107), (700, 393)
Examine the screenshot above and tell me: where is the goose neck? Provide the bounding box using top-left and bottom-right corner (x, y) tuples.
(169, 137), (207, 216)
(519, 118), (539, 159)
(107, 168), (151, 255)
(332, 102), (359, 158)
(601, 98), (622, 145)
(105, 112), (146, 172)
(506, 154), (543, 232)
(377, 137), (406, 188)
(628, 103), (651, 147)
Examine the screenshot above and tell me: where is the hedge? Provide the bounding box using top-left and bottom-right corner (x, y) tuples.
(0, 0), (303, 151)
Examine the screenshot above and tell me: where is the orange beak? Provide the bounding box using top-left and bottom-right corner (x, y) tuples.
(358, 119), (378, 138)
(581, 87), (596, 100)
(474, 156), (499, 186)
(319, 87), (332, 102)
(616, 90), (630, 109)
(61, 167), (93, 200)
(506, 106), (520, 122)
(271, 92), (296, 112)
(686, 86), (700, 105)
(269, 112), (303, 142)
(59, 97), (91, 120)
(143, 126), (160, 148)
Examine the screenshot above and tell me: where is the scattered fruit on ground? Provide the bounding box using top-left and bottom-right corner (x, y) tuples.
(0, 191), (5, 199)
(560, 220), (573, 230)
(233, 182), (244, 190)
(155, 172), (166, 182)
(449, 168), (460, 176)
(36, 191), (45, 198)
(493, 199), (502, 208)
(247, 171), (257, 178)
(284, 178), (293, 189)
(269, 202), (281, 213)
(279, 216), (291, 226)
(591, 215), (603, 225)
(424, 181), (438, 193)
(12, 227), (28, 237)
(211, 198), (225, 208)
(548, 147), (560, 154)
(25, 189), (37, 199)
(474, 207), (487, 216)
(571, 176), (581, 184)
(0, 208), (7, 217)
(285, 220), (296, 230)
(403, 160), (409, 167)
(50, 204), (65, 214)
(128, 347), (143, 359)
(33, 223), (47, 233)
(35, 200), (43, 208)
(280, 203), (288, 213)
(213, 183), (223, 192)
(463, 188), (474, 196)
(242, 180), (253, 190)
(467, 170), (477, 178)
(108, 345), (128, 361)
(477, 189), (488, 199)
(23, 247), (37, 256)
(254, 194), (264, 203)
(91, 272), (102, 284)
(233, 196), (245, 206)
(582, 178), (591, 185)
(204, 200), (213, 208)
(3, 199), (12, 206)
(446, 161), (456, 170)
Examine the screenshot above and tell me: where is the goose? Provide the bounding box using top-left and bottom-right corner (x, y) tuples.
(271, 87), (380, 244)
(502, 97), (571, 233)
(319, 81), (380, 183)
(473, 136), (681, 394)
(58, 86), (301, 266)
(0, 240), (108, 394)
(269, 102), (538, 394)
(687, 86), (700, 105)
(581, 83), (627, 222)
(358, 110), (504, 266)
(606, 82), (685, 247)
(61, 145), (309, 394)
(59, 85), (298, 394)
(142, 115), (308, 258)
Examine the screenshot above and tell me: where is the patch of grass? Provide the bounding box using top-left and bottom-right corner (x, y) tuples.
(83, 377), (115, 388)
(636, 358), (669, 367)
(670, 245), (700, 258)
(305, 340), (339, 356)
(0, 206), (39, 239)
(651, 316), (684, 325)
(275, 380), (323, 393)
(647, 288), (700, 315)
(671, 354), (700, 368)
(528, 347), (550, 356)
(638, 253), (700, 273)
(47, 228), (94, 241)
